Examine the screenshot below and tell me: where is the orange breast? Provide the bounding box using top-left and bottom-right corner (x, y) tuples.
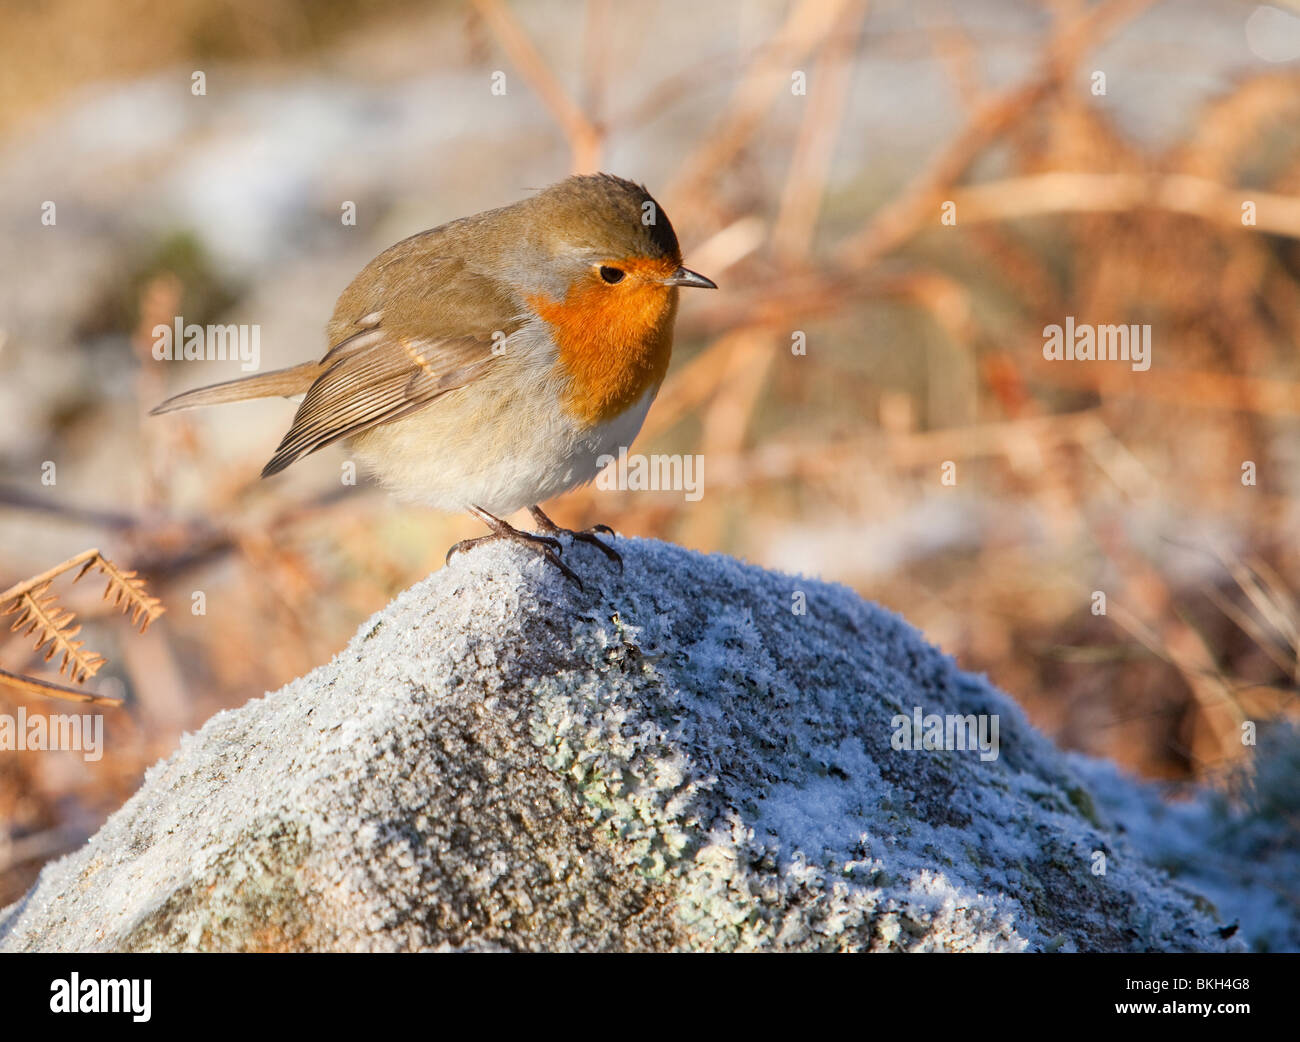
(528, 257), (679, 428)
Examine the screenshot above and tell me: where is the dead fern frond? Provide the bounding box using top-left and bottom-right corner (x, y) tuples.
(76, 554), (165, 633)
(0, 548), (165, 707)
(3, 582), (105, 683)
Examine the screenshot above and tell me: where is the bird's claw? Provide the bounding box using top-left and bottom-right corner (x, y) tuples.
(528, 507), (622, 572)
(446, 513), (581, 588)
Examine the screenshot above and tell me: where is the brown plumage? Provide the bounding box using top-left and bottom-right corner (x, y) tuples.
(150, 173), (715, 585)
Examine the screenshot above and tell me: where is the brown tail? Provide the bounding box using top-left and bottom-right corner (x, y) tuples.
(149, 362), (320, 415)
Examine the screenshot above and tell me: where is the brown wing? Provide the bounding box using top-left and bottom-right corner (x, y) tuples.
(261, 250), (524, 477)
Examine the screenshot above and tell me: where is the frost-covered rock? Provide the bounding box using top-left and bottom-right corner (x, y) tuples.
(1069, 723), (1300, 954)
(0, 538), (1248, 952)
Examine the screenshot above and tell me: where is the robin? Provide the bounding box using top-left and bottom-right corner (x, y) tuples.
(151, 173), (715, 586)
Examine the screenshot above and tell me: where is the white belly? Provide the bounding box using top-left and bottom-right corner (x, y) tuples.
(347, 372), (659, 517)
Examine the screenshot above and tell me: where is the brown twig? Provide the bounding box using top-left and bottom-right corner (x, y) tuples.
(668, 0), (855, 204)
(0, 667), (123, 707)
(836, 0), (1158, 268)
(948, 172), (1300, 239)
(472, 0), (603, 172)
(771, 0), (869, 263)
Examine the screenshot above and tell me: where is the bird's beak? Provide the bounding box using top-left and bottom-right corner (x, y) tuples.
(663, 266), (717, 289)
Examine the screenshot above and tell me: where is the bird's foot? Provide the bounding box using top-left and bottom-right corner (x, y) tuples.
(447, 506), (583, 588)
(529, 506), (623, 572)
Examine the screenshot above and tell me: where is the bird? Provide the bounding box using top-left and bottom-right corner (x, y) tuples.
(150, 173), (716, 587)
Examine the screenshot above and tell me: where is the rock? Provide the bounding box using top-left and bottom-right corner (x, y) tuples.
(1069, 723), (1300, 954)
(0, 537), (1247, 952)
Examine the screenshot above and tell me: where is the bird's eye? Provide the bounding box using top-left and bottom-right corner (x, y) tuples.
(599, 265), (625, 284)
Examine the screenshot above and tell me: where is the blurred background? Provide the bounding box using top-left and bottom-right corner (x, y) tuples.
(1, 0), (1298, 907)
